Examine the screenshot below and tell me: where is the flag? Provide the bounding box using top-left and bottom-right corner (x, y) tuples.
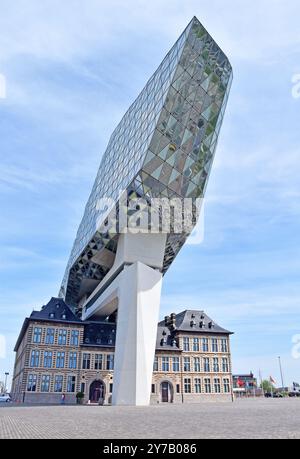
(237, 378), (245, 388)
(270, 376), (276, 385)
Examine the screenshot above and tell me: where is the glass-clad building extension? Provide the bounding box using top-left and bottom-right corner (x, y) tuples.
(60, 16), (232, 311)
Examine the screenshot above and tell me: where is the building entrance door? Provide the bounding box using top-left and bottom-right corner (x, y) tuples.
(89, 380), (105, 403)
(161, 382), (172, 403)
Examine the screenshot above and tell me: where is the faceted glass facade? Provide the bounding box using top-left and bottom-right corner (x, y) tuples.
(60, 17), (232, 308)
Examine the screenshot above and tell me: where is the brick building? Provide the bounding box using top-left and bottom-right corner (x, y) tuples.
(12, 297), (233, 404)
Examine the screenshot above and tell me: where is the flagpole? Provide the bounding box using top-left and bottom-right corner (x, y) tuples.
(278, 356), (285, 390)
(259, 369), (264, 397)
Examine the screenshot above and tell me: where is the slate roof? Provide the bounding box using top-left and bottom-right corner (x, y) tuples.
(30, 297), (82, 323)
(14, 300), (232, 352)
(156, 325), (180, 351)
(83, 322), (116, 348)
(158, 310), (233, 335)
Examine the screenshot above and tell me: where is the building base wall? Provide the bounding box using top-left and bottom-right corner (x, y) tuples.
(12, 393), (77, 405)
(150, 394), (233, 404)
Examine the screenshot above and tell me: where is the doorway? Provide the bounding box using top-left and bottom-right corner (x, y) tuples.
(89, 380), (105, 403)
(161, 381), (173, 403)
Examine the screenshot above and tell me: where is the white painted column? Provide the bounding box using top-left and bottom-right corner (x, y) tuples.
(112, 261), (162, 406)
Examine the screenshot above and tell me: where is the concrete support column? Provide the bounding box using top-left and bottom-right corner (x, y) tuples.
(112, 261), (162, 405)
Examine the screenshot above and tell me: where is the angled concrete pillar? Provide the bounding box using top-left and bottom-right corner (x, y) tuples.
(112, 261), (162, 405)
(82, 232), (166, 405)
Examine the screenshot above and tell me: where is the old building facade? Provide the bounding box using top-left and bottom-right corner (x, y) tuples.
(12, 298), (233, 404)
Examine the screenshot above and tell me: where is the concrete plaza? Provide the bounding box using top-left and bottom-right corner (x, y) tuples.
(0, 398), (299, 439)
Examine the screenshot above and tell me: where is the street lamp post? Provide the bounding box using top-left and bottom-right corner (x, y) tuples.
(278, 357), (285, 390)
(4, 372), (9, 393)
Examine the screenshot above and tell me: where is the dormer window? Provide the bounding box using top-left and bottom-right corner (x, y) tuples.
(160, 337), (167, 346)
(49, 313), (55, 319)
(62, 312), (67, 320)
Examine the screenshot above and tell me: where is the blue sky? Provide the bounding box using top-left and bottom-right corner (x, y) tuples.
(0, 0), (300, 389)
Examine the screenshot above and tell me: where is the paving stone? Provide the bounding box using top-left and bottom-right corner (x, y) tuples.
(0, 398), (299, 439)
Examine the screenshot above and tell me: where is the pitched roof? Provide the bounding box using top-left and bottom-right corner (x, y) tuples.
(158, 310), (233, 335)
(156, 325), (180, 351)
(14, 301), (233, 352)
(14, 298), (82, 351)
(30, 297), (82, 323)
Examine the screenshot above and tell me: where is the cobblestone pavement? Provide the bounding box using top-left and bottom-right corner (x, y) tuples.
(0, 398), (299, 439)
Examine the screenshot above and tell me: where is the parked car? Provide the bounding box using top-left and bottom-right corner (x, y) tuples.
(273, 392), (284, 398)
(288, 392), (300, 398)
(0, 394), (11, 403)
(264, 392), (273, 398)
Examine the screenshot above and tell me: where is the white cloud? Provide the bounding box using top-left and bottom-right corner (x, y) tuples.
(0, 0), (299, 66)
(0, 73), (6, 98)
(0, 335), (6, 359)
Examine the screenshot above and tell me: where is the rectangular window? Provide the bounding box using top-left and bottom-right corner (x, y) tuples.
(153, 356), (158, 372)
(204, 378), (211, 393)
(109, 383), (113, 393)
(193, 357), (200, 372)
(183, 337), (190, 351)
(70, 330), (79, 346)
(204, 358), (210, 372)
(212, 338), (218, 353)
(224, 379), (231, 393)
(222, 358), (229, 373)
(45, 328), (55, 345)
(82, 353), (91, 370)
(54, 375), (63, 393)
(94, 354), (103, 370)
(183, 357), (190, 372)
(213, 358), (219, 372)
(67, 376), (76, 393)
(41, 375), (50, 392)
(69, 352), (77, 369)
(193, 337), (199, 352)
(151, 384), (156, 394)
(194, 378), (202, 393)
(30, 350), (40, 367)
(43, 351), (53, 368)
(27, 374), (37, 392)
(81, 383), (85, 394)
(58, 329), (67, 346)
(172, 357), (180, 372)
(221, 338), (228, 353)
(107, 354), (114, 370)
(56, 352), (65, 369)
(184, 378), (191, 393)
(214, 378), (221, 393)
(176, 384), (180, 394)
(202, 338), (209, 352)
(33, 327), (42, 344)
(162, 356), (169, 372)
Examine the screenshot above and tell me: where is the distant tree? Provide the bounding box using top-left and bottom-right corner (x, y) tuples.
(261, 380), (274, 393)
